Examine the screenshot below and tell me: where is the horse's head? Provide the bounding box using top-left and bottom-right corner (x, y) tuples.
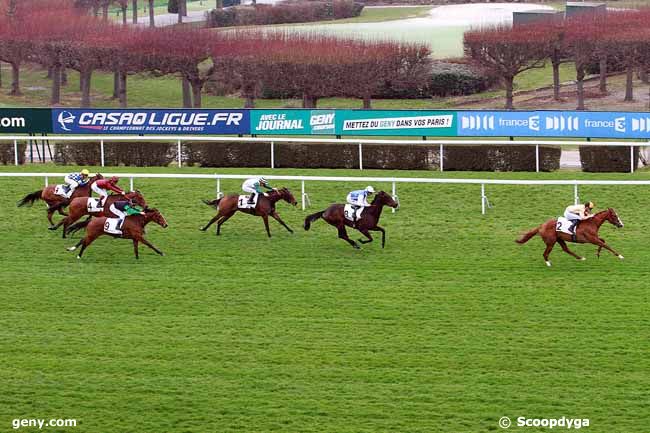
(371, 191), (399, 209)
(125, 190), (147, 208)
(144, 207), (168, 228)
(277, 187), (298, 207)
(91, 173), (104, 181)
(606, 208), (624, 228)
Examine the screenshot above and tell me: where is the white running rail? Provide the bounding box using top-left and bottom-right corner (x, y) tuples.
(4, 172), (649, 214)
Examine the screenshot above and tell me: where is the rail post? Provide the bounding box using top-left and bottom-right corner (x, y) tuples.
(440, 144), (444, 172)
(535, 144), (540, 173)
(216, 177), (223, 198)
(358, 142), (363, 170)
(301, 180), (306, 210)
(481, 183), (486, 215)
(13, 139), (18, 166)
(100, 139), (105, 167)
(130, 177), (134, 191)
(391, 181), (397, 213)
(45, 176), (49, 187)
(574, 183), (579, 205)
(630, 145), (635, 173)
(177, 140), (182, 168)
(271, 141), (275, 169)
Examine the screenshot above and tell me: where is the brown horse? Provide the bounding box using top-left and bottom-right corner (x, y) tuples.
(516, 208), (624, 267)
(66, 208), (168, 259)
(17, 174), (103, 228)
(303, 191), (398, 249)
(201, 187), (297, 237)
(49, 191), (147, 238)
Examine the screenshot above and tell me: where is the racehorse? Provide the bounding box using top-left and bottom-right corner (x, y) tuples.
(516, 208), (624, 266)
(66, 208), (168, 259)
(201, 187), (297, 237)
(17, 174), (104, 228)
(303, 191), (398, 249)
(48, 190), (147, 238)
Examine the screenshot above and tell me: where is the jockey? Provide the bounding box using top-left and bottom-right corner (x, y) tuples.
(242, 176), (274, 205)
(63, 169), (90, 198)
(92, 176), (125, 207)
(564, 201), (595, 234)
(109, 199), (145, 234)
(346, 186), (375, 222)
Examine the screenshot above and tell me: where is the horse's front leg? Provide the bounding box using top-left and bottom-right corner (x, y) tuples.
(140, 237), (164, 256)
(370, 226), (386, 248)
(200, 212), (222, 231)
(591, 236), (623, 260)
(557, 239), (585, 261)
(262, 214), (271, 237)
(271, 211), (293, 234)
(133, 240), (139, 259)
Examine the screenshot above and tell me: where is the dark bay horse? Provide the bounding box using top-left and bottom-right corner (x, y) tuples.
(201, 188), (297, 237)
(49, 190), (147, 238)
(516, 208), (624, 266)
(17, 174), (103, 228)
(303, 191), (398, 249)
(66, 208), (168, 259)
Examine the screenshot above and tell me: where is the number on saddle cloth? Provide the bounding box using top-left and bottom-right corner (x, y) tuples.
(103, 218), (122, 235)
(54, 184), (70, 197)
(238, 194), (258, 209)
(87, 197), (102, 212)
(344, 204), (363, 222)
(556, 217), (575, 235)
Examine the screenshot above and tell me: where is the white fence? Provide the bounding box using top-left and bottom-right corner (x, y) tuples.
(3, 135), (649, 173)
(3, 172), (650, 214)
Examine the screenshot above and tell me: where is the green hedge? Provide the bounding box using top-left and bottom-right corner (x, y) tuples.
(579, 146), (639, 172)
(0, 142), (26, 165)
(53, 142), (177, 166)
(444, 146), (561, 172)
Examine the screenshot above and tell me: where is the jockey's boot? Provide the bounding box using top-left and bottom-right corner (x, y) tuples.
(248, 193), (255, 205)
(570, 220), (578, 242)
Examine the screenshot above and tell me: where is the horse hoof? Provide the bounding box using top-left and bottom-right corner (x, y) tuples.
(67, 246), (76, 252)
(618, 255), (625, 260)
(545, 261), (552, 267)
(579, 257), (586, 261)
(76, 255), (81, 260)
(48, 226), (56, 230)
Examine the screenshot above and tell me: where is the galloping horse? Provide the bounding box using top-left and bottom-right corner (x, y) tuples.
(303, 191), (398, 249)
(66, 208), (168, 259)
(516, 208), (624, 266)
(49, 190), (147, 238)
(17, 174), (103, 228)
(201, 187), (297, 237)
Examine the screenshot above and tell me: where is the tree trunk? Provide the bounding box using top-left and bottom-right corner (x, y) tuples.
(178, 2), (183, 23)
(576, 65), (585, 111)
(46, 66), (52, 79)
(79, 70), (86, 92)
(51, 65), (61, 105)
(102, 3), (109, 20)
(244, 95), (255, 108)
(119, 71), (127, 108)
(624, 64), (634, 102)
(302, 93), (317, 108)
(112, 70), (119, 99)
(552, 59), (561, 101)
(362, 95), (372, 109)
(182, 77), (192, 107)
(182, 0), (187, 16)
(148, 0), (155, 27)
(81, 69), (92, 108)
(121, 4), (128, 24)
(9, 61), (21, 96)
(191, 81), (203, 108)
(503, 76), (514, 110)
(0, 62), (3, 89)
(61, 68), (67, 86)
(599, 57), (607, 94)
(132, 0), (138, 23)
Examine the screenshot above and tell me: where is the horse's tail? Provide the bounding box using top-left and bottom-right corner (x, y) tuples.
(66, 218), (91, 236)
(203, 198), (222, 208)
(516, 227), (539, 244)
(303, 211), (324, 231)
(17, 190), (42, 207)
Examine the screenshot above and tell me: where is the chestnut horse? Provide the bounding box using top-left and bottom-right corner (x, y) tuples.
(17, 174), (103, 228)
(49, 190), (147, 238)
(66, 208), (168, 259)
(201, 187), (297, 237)
(516, 208), (624, 266)
(303, 191), (398, 249)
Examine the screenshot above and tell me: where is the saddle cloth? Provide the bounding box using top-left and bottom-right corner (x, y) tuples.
(237, 194), (258, 209)
(344, 204), (364, 222)
(54, 184), (69, 197)
(556, 217), (574, 235)
(87, 197), (103, 213)
(103, 218), (122, 235)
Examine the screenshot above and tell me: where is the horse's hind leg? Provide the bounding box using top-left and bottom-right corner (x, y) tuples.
(358, 229), (373, 245)
(262, 215), (271, 238)
(557, 239), (585, 261)
(542, 241), (555, 267)
(338, 225), (360, 249)
(46, 208), (56, 228)
(216, 214), (233, 236)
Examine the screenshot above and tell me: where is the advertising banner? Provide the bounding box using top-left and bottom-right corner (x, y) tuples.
(0, 108), (52, 133)
(51, 109), (250, 135)
(251, 110), (335, 135)
(457, 110), (650, 139)
(335, 110), (456, 136)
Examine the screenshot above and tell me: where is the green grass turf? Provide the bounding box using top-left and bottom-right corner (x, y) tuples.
(0, 164), (648, 432)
